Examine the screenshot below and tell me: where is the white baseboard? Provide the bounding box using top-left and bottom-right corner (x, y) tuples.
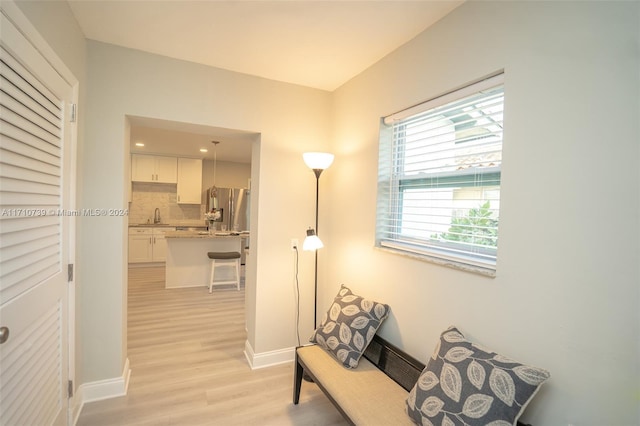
(70, 390), (83, 426)
(71, 358), (131, 424)
(244, 340), (295, 369)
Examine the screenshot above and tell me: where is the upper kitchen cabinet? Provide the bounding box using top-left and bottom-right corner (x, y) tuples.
(131, 154), (177, 183)
(177, 157), (202, 204)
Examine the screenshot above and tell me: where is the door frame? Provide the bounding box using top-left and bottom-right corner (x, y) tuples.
(0, 0), (79, 423)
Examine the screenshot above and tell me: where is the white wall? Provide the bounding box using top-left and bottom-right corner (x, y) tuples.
(82, 41), (331, 379)
(327, 2), (639, 424)
(202, 159), (251, 191)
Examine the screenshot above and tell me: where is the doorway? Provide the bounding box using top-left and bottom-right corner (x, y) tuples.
(124, 115), (259, 372)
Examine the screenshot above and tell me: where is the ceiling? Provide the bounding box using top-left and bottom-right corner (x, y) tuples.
(69, 0), (463, 162)
(129, 116), (256, 163)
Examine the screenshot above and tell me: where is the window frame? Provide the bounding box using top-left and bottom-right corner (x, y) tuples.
(375, 73), (505, 275)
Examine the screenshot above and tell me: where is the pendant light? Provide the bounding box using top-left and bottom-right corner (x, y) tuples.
(210, 141), (220, 197)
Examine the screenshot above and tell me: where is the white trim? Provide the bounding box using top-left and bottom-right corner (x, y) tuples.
(380, 240), (496, 273)
(374, 246), (496, 278)
(243, 340), (255, 365)
(244, 340), (295, 370)
(383, 71), (504, 124)
(77, 358), (130, 405)
(70, 388), (83, 426)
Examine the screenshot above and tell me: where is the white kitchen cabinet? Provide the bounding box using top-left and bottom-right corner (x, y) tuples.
(150, 227), (174, 261)
(177, 158), (202, 204)
(128, 227), (176, 263)
(128, 227), (153, 263)
(131, 154), (177, 183)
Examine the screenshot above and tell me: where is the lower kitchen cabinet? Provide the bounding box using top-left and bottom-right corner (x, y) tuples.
(128, 227), (176, 263)
(129, 228), (153, 263)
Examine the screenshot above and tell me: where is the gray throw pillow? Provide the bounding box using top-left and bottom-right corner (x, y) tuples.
(406, 326), (550, 425)
(310, 284), (390, 368)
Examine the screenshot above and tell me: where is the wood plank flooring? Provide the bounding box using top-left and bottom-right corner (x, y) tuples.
(77, 266), (347, 426)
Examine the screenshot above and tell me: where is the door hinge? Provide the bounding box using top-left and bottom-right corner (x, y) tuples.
(70, 103), (77, 123)
(68, 380), (74, 398)
(68, 264), (74, 282)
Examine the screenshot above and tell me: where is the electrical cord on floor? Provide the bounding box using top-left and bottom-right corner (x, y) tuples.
(294, 246), (301, 347)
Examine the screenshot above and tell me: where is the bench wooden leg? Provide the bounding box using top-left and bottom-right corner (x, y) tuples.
(293, 349), (304, 404)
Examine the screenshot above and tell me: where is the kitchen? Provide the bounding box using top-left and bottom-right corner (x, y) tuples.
(127, 119), (255, 289)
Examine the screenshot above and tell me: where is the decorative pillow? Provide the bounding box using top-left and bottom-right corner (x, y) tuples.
(310, 284), (390, 368)
(406, 326), (550, 426)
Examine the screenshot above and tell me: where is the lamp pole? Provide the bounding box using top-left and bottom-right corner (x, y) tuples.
(302, 151), (334, 331)
(312, 168), (322, 329)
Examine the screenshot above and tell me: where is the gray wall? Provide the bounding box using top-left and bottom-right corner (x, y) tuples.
(328, 2), (639, 424)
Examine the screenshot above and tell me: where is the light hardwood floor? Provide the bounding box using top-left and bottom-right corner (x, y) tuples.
(77, 266), (347, 426)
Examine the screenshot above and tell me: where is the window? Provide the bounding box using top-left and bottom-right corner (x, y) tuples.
(376, 73), (504, 273)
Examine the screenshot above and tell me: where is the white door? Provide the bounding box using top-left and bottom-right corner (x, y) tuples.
(0, 5), (77, 426)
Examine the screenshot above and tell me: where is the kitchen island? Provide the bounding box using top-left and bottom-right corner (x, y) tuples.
(164, 231), (244, 289)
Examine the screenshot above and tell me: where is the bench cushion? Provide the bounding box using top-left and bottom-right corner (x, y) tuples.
(297, 344), (414, 425)
(310, 285), (390, 368)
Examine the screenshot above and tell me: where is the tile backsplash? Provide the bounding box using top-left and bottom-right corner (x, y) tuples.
(129, 182), (204, 224)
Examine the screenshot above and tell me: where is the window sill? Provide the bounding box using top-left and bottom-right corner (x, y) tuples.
(374, 246), (496, 278)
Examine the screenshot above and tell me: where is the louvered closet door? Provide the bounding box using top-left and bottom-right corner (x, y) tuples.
(0, 7), (75, 426)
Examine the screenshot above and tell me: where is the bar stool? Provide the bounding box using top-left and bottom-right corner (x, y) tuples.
(207, 251), (241, 293)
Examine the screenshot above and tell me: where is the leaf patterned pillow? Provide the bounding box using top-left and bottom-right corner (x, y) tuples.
(310, 285), (390, 369)
(406, 326), (550, 426)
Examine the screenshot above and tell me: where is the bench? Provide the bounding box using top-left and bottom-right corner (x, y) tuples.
(293, 334), (531, 426)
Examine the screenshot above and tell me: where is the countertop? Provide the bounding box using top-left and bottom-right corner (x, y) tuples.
(164, 230), (248, 239)
(128, 221), (206, 228)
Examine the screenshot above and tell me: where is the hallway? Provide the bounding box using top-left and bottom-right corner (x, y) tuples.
(77, 267), (346, 425)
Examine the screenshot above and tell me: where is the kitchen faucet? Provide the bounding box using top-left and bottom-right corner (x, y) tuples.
(154, 208), (161, 224)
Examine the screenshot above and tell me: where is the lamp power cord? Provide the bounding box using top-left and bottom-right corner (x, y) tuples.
(293, 245), (301, 347)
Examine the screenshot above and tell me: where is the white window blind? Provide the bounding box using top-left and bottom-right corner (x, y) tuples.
(376, 73), (504, 272)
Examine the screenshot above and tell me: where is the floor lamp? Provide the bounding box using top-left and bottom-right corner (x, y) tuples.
(302, 152), (334, 330)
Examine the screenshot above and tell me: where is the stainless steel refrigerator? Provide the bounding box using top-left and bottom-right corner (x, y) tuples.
(206, 187), (250, 232)
(207, 187), (250, 264)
